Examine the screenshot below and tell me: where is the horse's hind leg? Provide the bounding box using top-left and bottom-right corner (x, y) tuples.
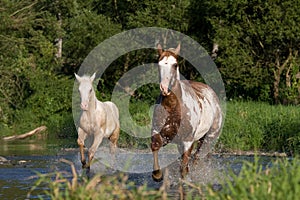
(180, 144), (193, 179)
(109, 125), (120, 155)
(193, 122), (222, 165)
(193, 108), (222, 164)
(193, 137), (205, 164)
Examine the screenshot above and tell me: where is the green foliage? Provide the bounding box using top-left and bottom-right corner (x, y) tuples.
(200, 0), (300, 103)
(62, 8), (122, 73)
(126, 0), (190, 32)
(1, 0), (300, 144)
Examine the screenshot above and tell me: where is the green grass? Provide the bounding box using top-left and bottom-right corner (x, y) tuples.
(28, 159), (167, 200)
(117, 100), (300, 155)
(219, 101), (300, 155)
(29, 157), (300, 200)
(206, 157), (300, 200)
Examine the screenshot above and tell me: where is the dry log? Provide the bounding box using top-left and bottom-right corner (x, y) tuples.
(2, 126), (47, 141)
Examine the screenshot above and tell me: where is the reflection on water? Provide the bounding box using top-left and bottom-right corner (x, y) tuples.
(0, 140), (278, 199)
(0, 140), (77, 199)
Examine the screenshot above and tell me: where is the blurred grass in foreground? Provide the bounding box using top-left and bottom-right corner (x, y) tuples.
(28, 157), (300, 200)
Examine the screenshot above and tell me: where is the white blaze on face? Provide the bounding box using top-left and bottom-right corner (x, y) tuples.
(158, 55), (179, 96)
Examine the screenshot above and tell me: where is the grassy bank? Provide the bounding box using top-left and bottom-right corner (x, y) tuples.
(219, 101), (300, 155)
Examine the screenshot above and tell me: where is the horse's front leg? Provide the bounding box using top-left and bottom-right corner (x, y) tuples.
(87, 131), (104, 168)
(77, 127), (87, 168)
(151, 133), (163, 182)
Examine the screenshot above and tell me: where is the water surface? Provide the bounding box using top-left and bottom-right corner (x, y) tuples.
(0, 140), (277, 199)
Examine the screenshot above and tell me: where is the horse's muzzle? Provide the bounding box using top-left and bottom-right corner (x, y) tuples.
(160, 81), (171, 96)
(80, 102), (88, 111)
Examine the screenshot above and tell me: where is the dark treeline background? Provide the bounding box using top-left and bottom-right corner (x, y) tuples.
(1, 0), (299, 136)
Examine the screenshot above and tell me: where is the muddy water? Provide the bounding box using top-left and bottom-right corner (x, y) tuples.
(0, 140), (276, 200)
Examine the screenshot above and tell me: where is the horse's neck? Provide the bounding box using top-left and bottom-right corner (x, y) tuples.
(161, 80), (182, 111)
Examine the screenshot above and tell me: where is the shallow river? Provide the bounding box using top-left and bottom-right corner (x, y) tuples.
(0, 140), (276, 199)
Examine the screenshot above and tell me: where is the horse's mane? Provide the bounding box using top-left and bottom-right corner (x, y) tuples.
(158, 49), (178, 61)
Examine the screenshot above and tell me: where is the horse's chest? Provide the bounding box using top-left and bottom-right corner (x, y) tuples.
(160, 112), (180, 144)
(79, 114), (98, 134)
(160, 103), (200, 144)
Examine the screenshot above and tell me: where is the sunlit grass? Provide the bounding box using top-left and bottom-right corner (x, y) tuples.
(206, 157), (300, 200)
(117, 100), (300, 155)
(218, 101), (300, 154)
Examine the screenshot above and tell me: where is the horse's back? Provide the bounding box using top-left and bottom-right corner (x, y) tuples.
(186, 81), (219, 103)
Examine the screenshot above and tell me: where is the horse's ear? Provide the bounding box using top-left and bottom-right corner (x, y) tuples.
(157, 44), (163, 55)
(90, 73), (96, 82)
(75, 73), (81, 82)
(174, 43), (181, 55)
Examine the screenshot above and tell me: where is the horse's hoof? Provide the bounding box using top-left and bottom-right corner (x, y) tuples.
(152, 170), (163, 182)
(82, 163), (90, 169)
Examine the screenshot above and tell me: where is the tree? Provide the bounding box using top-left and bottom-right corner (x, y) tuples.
(0, 0), (122, 134)
(192, 0), (300, 103)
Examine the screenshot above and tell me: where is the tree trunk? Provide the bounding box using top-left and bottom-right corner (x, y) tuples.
(2, 126), (47, 141)
(55, 13), (62, 59)
(273, 50), (292, 104)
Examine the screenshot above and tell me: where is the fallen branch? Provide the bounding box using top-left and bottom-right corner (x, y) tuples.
(2, 126), (47, 141)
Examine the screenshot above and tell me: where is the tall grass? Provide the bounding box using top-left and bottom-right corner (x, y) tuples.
(29, 157), (300, 199)
(28, 159), (167, 200)
(219, 101), (300, 155)
(118, 100), (300, 155)
(206, 157), (300, 200)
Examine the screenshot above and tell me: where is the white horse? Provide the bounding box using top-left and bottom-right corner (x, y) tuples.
(75, 73), (120, 169)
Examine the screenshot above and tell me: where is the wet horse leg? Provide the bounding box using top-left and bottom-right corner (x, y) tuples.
(109, 125), (120, 155)
(180, 145), (193, 179)
(151, 133), (163, 182)
(77, 127), (87, 168)
(108, 125), (120, 168)
(87, 131), (104, 168)
(192, 137), (205, 165)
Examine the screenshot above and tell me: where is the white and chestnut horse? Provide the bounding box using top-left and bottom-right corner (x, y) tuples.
(75, 73), (120, 169)
(151, 44), (223, 181)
